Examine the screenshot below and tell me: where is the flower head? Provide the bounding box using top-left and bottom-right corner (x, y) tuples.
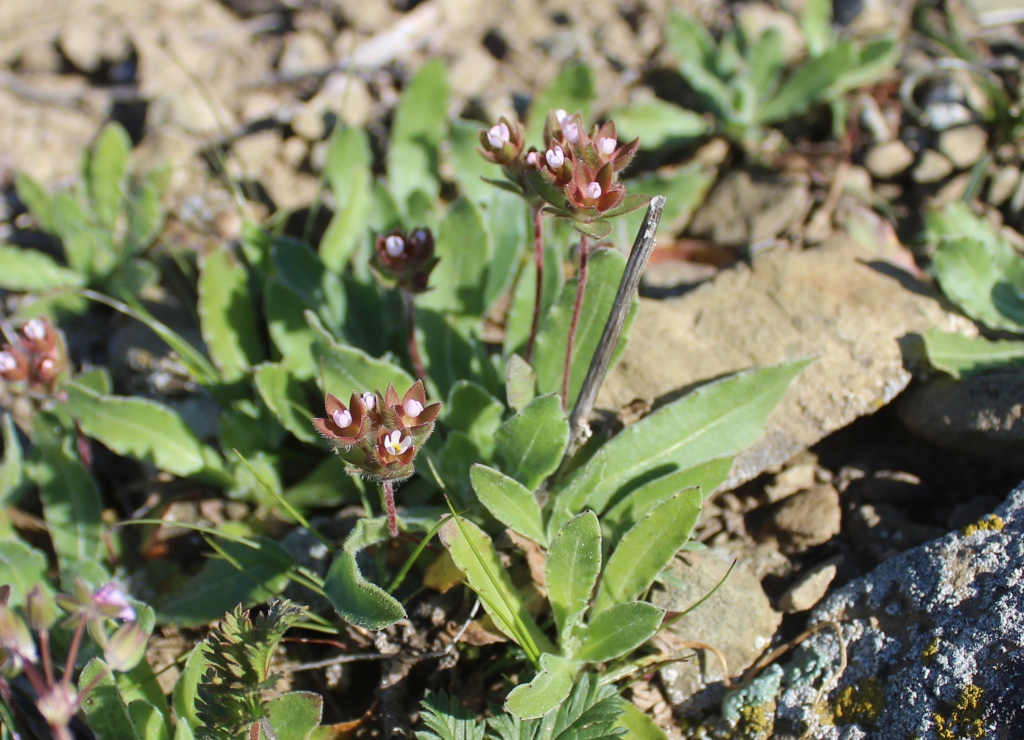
(371, 227), (439, 294)
(478, 116), (525, 166)
(313, 392), (367, 448)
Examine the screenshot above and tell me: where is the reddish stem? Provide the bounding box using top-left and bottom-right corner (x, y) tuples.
(383, 480), (399, 538)
(63, 617), (87, 687)
(404, 291), (427, 385)
(525, 205), (544, 363)
(562, 235), (589, 410)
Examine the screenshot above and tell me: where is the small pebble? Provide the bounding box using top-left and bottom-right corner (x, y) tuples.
(937, 124), (988, 169)
(864, 140), (914, 180)
(912, 150), (954, 184)
(779, 562), (838, 613)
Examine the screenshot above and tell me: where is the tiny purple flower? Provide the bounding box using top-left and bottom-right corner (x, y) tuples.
(384, 235), (405, 258)
(361, 392), (376, 410)
(598, 137), (617, 156)
(546, 145), (565, 169)
(487, 122), (510, 148)
(332, 408), (353, 428)
(585, 181), (602, 200)
(526, 151), (542, 167)
(93, 582), (136, 621)
(383, 430), (412, 456)
(404, 399), (424, 417)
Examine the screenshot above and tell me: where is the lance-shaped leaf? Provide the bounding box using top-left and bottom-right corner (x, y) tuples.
(0, 413), (26, 507)
(575, 601), (664, 662)
(416, 197), (491, 317)
(550, 359), (811, 522)
(470, 464), (546, 545)
(439, 516), (554, 656)
(321, 126), (372, 272)
(494, 393), (568, 492)
(308, 311), (414, 396)
(445, 381), (504, 456)
(934, 236), (1024, 332)
(65, 382), (218, 478)
(922, 329), (1024, 379)
(0, 245), (84, 292)
(254, 363), (321, 445)
(592, 488), (702, 614)
(546, 511), (601, 645)
(87, 123), (131, 230)
(198, 246), (264, 382)
(615, 700), (669, 740)
(387, 59), (448, 206)
(0, 540), (50, 608)
(503, 653), (579, 720)
(532, 248), (633, 408)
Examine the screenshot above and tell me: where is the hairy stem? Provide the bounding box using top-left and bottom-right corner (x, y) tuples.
(383, 480), (399, 538)
(562, 234), (589, 411)
(525, 204), (544, 363)
(404, 291), (426, 385)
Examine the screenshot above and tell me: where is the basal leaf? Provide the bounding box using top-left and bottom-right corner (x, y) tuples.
(172, 644), (207, 739)
(504, 235), (564, 358)
(387, 59), (449, 205)
(575, 602), (664, 662)
(532, 248), (631, 408)
(448, 119), (498, 204)
(0, 245), (84, 291)
(601, 458), (732, 542)
(416, 197), (491, 317)
(483, 190), (529, 311)
(322, 126), (371, 272)
(503, 653), (578, 720)
(592, 488), (702, 614)
(606, 99), (706, 150)
(88, 122), (131, 230)
(268, 691), (323, 740)
(446, 381), (504, 456)
(551, 359), (811, 518)
(505, 354), (537, 412)
(198, 246), (264, 381)
(128, 702), (168, 740)
(922, 328), (1024, 379)
(439, 515), (553, 655)
(494, 394), (568, 492)
(79, 658), (141, 740)
(325, 517), (407, 630)
(934, 236), (1024, 332)
(308, 311), (415, 396)
(0, 412), (26, 507)
(614, 701), (668, 740)
(66, 382), (213, 477)
(53, 192), (106, 277)
(546, 511), (601, 646)
(757, 44), (853, 124)
(15, 173), (55, 232)
(470, 464), (546, 545)
(254, 363), (321, 445)
(0, 539), (50, 607)
(265, 278), (318, 378)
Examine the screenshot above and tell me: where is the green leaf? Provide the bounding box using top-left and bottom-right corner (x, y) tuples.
(309, 312), (415, 395)
(79, 658), (141, 740)
(448, 119), (499, 204)
(470, 464), (546, 545)
(119, 659), (172, 736)
(284, 456), (358, 509)
(665, 12), (716, 69)
(834, 37), (899, 94)
(505, 354), (537, 412)
(800, 0), (833, 58)
(757, 44), (853, 124)
(615, 701), (668, 740)
(265, 278), (318, 378)
(552, 359), (811, 519)
(417, 690), (488, 740)
(0, 412), (26, 507)
(678, 60), (734, 122)
(15, 173), (55, 232)
(527, 64), (596, 147)
(922, 328), (1024, 378)
(416, 308), (487, 400)
(387, 59), (449, 205)
(533, 248), (633, 408)
(504, 235), (564, 357)
(66, 382), (214, 477)
(546, 511), (601, 645)
(268, 691), (323, 740)
(439, 515), (554, 655)
(157, 537), (294, 627)
(575, 602), (664, 662)
(504, 654), (578, 720)
(88, 123), (131, 230)
(747, 28), (785, 103)
(0, 539), (49, 607)
(0, 245), (84, 291)
(125, 169), (167, 254)
(592, 488), (702, 614)
(254, 363), (321, 445)
(601, 458), (732, 542)
(489, 673), (625, 740)
(325, 518), (408, 630)
(271, 237), (346, 335)
(128, 702), (169, 740)
(52, 192), (105, 277)
(321, 126), (372, 272)
(483, 190), (529, 311)
(198, 247), (264, 382)
(494, 394), (568, 491)
(934, 236), (1024, 331)
(30, 424), (104, 571)
(417, 197), (491, 317)
(172, 644), (207, 739)
(446, 381), (504, 456)
(606, 100), (706, 149)
(614, 164), (715, 247)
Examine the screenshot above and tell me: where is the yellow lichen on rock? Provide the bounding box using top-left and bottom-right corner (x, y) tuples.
(933, 684), (986, 739)
(961, 514), (1005, 537)
(825, 678), (886, 726)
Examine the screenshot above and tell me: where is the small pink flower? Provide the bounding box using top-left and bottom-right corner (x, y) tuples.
(361, 392), (376, 410)
(545, 145), (565, 169)
(93, 583), (136, 621)
(598, 137), (617, 156)
(404, 399), (424, 417)
(585, 181), (602, 200)
(487, 122), (510, 148)
(383, 430), (412, 457)
(332, 408), (353, 428)
(384, 235), (405, 258)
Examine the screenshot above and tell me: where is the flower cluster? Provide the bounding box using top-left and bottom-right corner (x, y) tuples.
(0, 580), (148, 739)
(0, 317), (67, 392)
(479, 110), (648, 237)
(370, 227), (439, 294)
(313, 380), (440, 483)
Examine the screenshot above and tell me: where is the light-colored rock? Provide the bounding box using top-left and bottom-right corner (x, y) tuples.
(778, 562), (837, 613)
(654, 547), (783, 712)
(835, 0), (916, 35)
(281, 136), (308, 168)
(600, 237), (973, 489)
(59, 11), (130, 72)
(937, 124), (988, 169)
(773, 483), (1024, 739)
(896, 369), (1024, 471)
(292, 103), (328, 141)
(988, 166), (1020, 207)
(278, 30), (332, 77)
(760, 483), (842, 554)
(689, 170), (811, 247)
(864, 140), (914, 180)
(912, 149), (953, 184)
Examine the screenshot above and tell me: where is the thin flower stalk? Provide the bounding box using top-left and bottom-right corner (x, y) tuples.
(563, 235), (589, 410)
(404, 291), (427, 384)
(525, 204), (545, 363)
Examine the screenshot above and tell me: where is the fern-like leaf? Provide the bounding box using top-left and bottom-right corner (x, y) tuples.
(489, 675), (625, 740)
(195, 599), (306, 739)
(416, 690), (488, 740)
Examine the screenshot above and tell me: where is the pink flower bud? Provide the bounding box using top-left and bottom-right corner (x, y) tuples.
(0, 352), (16, 372)
(526, 151), (542, 167)
(23, 319), (46, 342)
(384, 235), (405, 258)
(598, 137), (617, 156)
(93, 583), (136, 621)
(563, 121), (580, 144)
(361, 391), (376, 410)
(554, 109), (569, 123)
(105, 621), (149, 672)
(585, 181), (602, 199)
(332, 409), (353, 428)
(487, 122), (510, 148)
(546, 145), (565, 169)
(404, 399), (424, 417)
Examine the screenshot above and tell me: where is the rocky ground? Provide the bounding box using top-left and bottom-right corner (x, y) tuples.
(2, 0), (1024, 738)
